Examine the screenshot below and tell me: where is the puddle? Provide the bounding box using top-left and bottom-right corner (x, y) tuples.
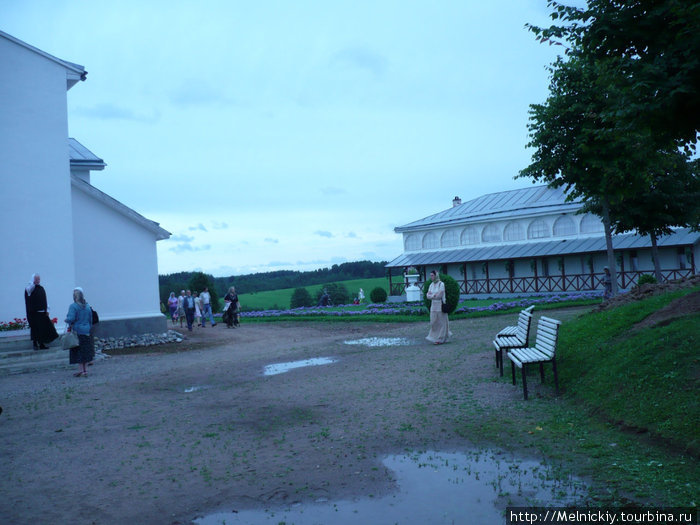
(343, 337), (411, 347)
(194, 449), (587, 524)
(263, 357), (337, 376)
(184, 385), (208, 393)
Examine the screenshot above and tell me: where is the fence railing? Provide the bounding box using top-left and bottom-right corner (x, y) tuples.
(389, 269), (694, 297)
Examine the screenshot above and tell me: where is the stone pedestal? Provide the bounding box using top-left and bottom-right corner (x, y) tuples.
(405, 274), (421, 302)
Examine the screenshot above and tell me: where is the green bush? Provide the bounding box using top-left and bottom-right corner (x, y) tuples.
(188, 272), (221, 313)
(290, 287), (313, 308)
(422, 274), (460, 314)
(315, 283), (350, 305)
(370, 286), (388, 303)
(637, 274), (657, 286)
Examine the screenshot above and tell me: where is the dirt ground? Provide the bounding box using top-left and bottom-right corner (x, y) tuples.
(0, 308), (588, 524)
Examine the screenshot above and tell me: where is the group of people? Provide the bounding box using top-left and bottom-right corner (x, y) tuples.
(24, 273), (95, 378)
(166, 286), (241, 331)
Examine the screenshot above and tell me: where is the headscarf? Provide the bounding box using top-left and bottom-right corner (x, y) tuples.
(73, 287), (86, 305)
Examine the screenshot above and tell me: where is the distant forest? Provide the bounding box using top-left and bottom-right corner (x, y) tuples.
(159, 260), (388, 306)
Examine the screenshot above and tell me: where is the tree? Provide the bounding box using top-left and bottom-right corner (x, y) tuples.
(188, 272), (220, 313)
(530, 1), (700, 152)
(369, 287), (387, 303)
(422, 274), (460, 314)
(290, 288), (313, 309)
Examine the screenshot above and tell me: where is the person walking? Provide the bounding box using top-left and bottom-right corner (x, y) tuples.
(425, 270), (451, 345)
(200, 287), (216, 327)
(183, 290), (196, 331)
(24, 273), (58, 350)
(167, 292), (178, 325)
(65, 287), (94, 377)
(223, 286), (240, 328)
(194, 292), (202, 327)
(176, 290), (186, 327)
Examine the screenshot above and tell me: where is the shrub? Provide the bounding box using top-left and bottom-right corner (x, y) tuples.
(637, 274), (657, 287)
(315, 283), (350, 306)
(290, 287), (314, 309)
(422, 274), (460, 314)
(370, 287), (388, 303)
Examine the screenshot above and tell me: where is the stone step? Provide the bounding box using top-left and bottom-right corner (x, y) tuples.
(0, 329), (69, 374)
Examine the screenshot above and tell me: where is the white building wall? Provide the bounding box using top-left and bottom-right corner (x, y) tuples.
(71, 187), (163, 321)
(0, 37), (76, 325)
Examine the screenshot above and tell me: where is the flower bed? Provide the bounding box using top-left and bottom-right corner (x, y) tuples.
(0, 317), (59, 332)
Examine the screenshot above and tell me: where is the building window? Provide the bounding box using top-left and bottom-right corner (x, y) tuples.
(503, 222), (525, 241)
(461, 227), (478, 245)
(441, 230), (459, 248)
(470, 264), (477, 280)
(481, 224), (501, 243)
(630, 250), (638, 271)
(527, 219), (550, 239)
(553, 215), (576, 237)
(678, 247), (687, 270)
(404, 234), (420, 251)
(580, 214), (604, 233)
(422, 232), (439, 250)
(541, 259), (549, 277)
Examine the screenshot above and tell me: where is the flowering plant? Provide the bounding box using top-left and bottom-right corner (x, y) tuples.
(0, 317), (28, 331)
(406, 267), (418, 275)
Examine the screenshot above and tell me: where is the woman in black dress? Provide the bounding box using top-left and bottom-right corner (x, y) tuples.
(223, 286), (240, 328)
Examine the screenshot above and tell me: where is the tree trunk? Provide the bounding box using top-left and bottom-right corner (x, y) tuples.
(650, 233), (663, 282)
(601, 198), (619, 296)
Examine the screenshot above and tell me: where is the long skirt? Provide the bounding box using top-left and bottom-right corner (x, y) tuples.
(426, 311), (451, 343)
(69, 334), (95, 365)
(28, 312), (59, 344)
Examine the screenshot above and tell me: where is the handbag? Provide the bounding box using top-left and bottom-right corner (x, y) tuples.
(61, 330), (79, 350)
(441, 301), (450, 313)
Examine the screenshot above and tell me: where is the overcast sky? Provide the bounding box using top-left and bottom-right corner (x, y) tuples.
(4, 0), (566, 277)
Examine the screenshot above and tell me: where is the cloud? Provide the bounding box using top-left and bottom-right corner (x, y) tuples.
(329, 46), (389, 78)
(169, 234), (195, 242)
(188, 223), (208, 232)
(73, 103), (159, 122)
(321, 186), (346, 195)
(169, 80), (231, 107)
(314, 230), (333, 238)
(345, 232), (358, 238)
(264, 238), (279, 244)
(211, 221), (229, 230)
(169, 243), (212, 254)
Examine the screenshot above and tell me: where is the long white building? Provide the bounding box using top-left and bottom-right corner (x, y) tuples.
(0, 30), (169, 336)
(387, 185), (699, 297)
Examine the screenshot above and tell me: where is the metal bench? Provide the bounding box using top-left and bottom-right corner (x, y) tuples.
(508, 316), (562, 400)
(492, 308), (533, 376)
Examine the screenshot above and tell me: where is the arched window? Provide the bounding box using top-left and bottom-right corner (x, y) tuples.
(482, 224), (501, 243)
(441, 230), (459, 248)
(553, 215), (576, 237)
(527, 219), (550, 239)
(461, 227), (478, 245)
(503, 222), (525, 241)
(422, 232), (439, 250)
(580, 214), (604, 233)
(404, 234), (420, 251)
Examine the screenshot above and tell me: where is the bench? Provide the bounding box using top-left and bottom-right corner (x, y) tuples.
(495, 305), (535, 338)
(492, 308), (533, 376)
(508, 316), (561, 400)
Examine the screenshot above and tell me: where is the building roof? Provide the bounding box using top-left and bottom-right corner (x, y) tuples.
(0, 30), (87, 89)
(71, 176), (171, 241)
(69, 138), (106, 171)
(386, 228), (700, 268)
(395, 185), (582, 233)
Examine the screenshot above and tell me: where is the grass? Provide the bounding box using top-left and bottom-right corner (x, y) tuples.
(450, 285), (699, 508)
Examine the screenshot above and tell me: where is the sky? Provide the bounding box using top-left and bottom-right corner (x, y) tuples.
(3, 0), (568, 277)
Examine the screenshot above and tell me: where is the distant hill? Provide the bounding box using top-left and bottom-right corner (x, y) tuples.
(159, 260), (388, 301)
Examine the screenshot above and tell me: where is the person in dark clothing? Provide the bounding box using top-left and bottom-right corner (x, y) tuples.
(223, 286), (240, 328)
(24, 273), (58, 350)
(183, 290), (196, 331)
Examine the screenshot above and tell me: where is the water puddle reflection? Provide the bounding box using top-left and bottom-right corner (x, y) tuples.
(344, 337), (411, 347)
(184, 385), (208, 393)
(194, 449), (587, 524)
(263, 357), (337, 376)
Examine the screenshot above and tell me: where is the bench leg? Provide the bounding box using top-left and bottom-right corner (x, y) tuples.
(552, 358), (559, 396)
(521, 364), (528, 400)
(539, 363), (545, 383)
(495, 348), (500, 370)
(499, 350), (505, 377)
(511, 361), (517, 385)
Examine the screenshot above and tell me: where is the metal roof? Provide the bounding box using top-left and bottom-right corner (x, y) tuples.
(395, 185), (582, 232)
(386, 228), (700, 268)
(69, 138), (106, 170)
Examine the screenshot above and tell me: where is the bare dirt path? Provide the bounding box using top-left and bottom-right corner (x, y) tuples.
(0, 307), (589, 525)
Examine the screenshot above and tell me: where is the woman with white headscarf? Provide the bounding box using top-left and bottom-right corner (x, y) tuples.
(65, 287), (94, 377)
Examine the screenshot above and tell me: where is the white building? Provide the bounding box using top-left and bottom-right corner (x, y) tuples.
(387, 185), (699, 297)
(0, 30), (169, 336)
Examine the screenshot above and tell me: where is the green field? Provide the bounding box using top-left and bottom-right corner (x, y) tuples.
(235, 277), (388, 310)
